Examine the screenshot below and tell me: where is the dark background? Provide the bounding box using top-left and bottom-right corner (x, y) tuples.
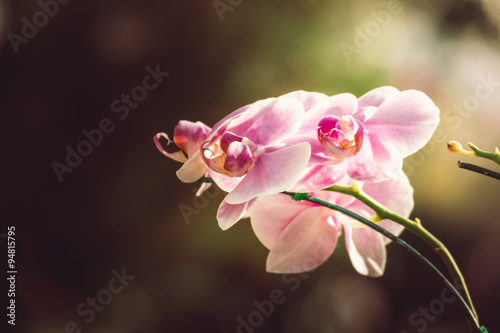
(1, 0), (500, 332)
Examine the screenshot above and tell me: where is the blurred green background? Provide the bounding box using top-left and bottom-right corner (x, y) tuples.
(1, 0), (500, 332)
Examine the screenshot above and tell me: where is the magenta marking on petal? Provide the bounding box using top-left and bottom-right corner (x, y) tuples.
(317, 114), (364, 160)
(317, 116), (340, 144)
(220, 131), (244, 153)
(224, 142), (256, 177)
(318, 116), (340, 132)
(172, 121), (211, 158)
(209, 122), (232, 146)
(329, 128), (342, 142)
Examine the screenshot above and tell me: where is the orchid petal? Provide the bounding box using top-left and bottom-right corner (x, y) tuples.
(346, 134), (402, 182)
(362, 170), (414, 217)
(176, 151), (208, 183)
(361, 90), (440, 160)
(223, 141), (255, 177)
(224, 142), (311, 204)
(220, 132), (244, 153)
(345, 226), (387, 277)
(300, 93), (358, 133)
(173, 120), (211, 157)
(210, 172), (244, 193)
(217, 198), (256, 230)
(335, 202), (372, 228)
(355, 86), (400, 121)
(357, 171), (413, 245)
(154, 133), (187, 163)
(266, 207), (340, 273)
(317, 116), (340, 138)
(250, 194), (315, 249)
(210, 105), (252, 139)
(377, 220), (405, 246)
(226, 97), (305, 146)
(195, 181), (212, 197)
(282, 135), (343, 164)
(322, 136), (358, 158)
(345, 170), (413, 218)
(278, 90), (329, 111)
(288, 164), (346, 192)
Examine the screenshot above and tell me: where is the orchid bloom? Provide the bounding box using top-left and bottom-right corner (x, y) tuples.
(196, 97), (311, 230)
(154, 110), (252, 186)
(154, 97), (312, 230)
(154, 120), (212, 195)
(280, 87), (440, 191)
(249, 171), (414, 277)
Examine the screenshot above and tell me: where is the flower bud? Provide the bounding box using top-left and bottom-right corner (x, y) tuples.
(447, 140), (464, 153)
(447, 140), (476, 156)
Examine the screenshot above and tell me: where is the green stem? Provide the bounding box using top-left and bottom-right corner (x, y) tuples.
(324, 183), (478, 322)
(458, 161), (500, 181)
(468, 143), (500, 166)
(283, 191), (481, 332)
(195, 177), (483, 331)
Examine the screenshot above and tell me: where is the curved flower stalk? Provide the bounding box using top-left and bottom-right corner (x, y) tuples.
(278, 190), (485, 333)
(324, 181), (480, 323)
(249, 172), (413, 276)
(193, 175), (486, 333)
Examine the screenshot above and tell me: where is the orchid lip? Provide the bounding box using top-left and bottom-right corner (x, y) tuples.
(202, 141), (229, 175)
(317, 115), (363, 159)
(220, 132), (244, 153)
(201, 135), (258, 177)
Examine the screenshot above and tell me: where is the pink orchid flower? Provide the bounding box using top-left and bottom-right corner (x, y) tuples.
(154, 120), (212, 195)
(197, 97), (311, 230)
(280, 87), (439, 191)
(155, 97), (311, 230)
(153, 112), (251, 193)
(249, 171), (413, 277)
(154, 120), (211, 163)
